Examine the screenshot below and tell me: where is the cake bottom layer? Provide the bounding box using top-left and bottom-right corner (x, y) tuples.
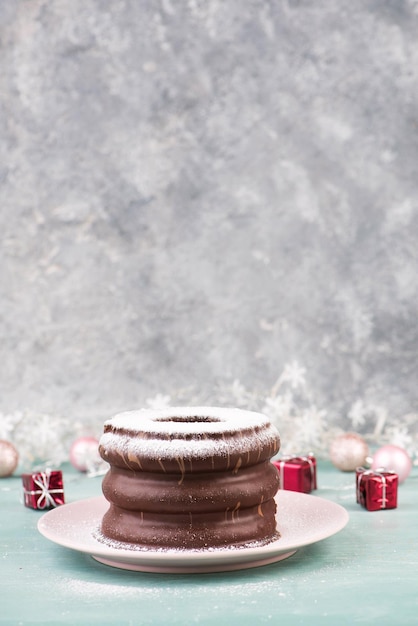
(100, 498), (278, 549)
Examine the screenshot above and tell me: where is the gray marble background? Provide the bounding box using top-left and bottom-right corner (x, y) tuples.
(1, 1), (418, 435)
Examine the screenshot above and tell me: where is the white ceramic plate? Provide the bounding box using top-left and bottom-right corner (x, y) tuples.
(37, 492), (349, 574)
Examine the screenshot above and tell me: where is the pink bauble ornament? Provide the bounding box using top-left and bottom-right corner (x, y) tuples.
(372, 445), (412, 484)
(0, 440), (19, 477)
(69, 437), (100, 472)
(329, 432), (369, 471)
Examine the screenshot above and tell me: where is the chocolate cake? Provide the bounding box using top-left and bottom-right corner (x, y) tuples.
(98, 407), (281, 550)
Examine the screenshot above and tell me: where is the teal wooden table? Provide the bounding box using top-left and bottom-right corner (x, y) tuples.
(1, 462), (417, 625)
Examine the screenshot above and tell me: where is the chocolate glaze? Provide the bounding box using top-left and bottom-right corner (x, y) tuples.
(99, 427), (279, 474)
(101, 498), (278, 549)
(102, 461), (279, 513)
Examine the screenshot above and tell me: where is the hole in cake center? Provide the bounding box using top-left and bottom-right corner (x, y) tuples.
(155, 416), (222, 423)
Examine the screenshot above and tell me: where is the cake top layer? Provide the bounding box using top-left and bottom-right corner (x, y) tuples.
(99, 406), (280, 468)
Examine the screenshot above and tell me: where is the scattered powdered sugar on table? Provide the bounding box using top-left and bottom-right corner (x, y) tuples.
(60, 577), (163, 598)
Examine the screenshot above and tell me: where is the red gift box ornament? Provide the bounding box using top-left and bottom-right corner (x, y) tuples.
(273, 455), (317, 493)
(356, 467), (398, 511)
(22, 470), (65, 510)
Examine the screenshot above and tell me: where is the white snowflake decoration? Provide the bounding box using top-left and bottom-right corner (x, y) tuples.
(146, 394), (171, 409)
(1, 361), (417, 473)
(278, 361), (307, 390)
(348, 400), (367, 429)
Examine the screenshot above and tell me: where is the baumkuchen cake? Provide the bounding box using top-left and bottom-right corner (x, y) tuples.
(98, 407), (281, 550)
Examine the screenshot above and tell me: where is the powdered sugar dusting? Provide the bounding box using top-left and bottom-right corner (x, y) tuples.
(100, 428), (279, 460)
(99, 406), (280, 461)
(104, 406), (271, 434)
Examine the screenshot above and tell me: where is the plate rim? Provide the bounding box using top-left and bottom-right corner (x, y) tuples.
(37, 491), (349, 569)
